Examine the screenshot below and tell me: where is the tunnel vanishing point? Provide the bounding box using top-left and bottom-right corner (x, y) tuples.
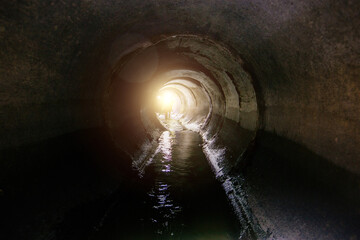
(0, 1), (360, 239)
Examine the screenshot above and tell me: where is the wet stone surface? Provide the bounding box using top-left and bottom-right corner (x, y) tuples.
(91, 130), (240, 239)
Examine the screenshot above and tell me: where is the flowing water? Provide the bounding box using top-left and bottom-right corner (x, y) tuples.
(93, 121), (240, 239)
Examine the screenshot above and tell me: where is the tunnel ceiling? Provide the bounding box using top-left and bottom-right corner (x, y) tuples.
(1, 0), (360, 174)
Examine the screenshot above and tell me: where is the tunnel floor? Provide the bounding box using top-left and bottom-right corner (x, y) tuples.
(2, 122), (359, 239)
(90, 127), (240, 239)
(0, 123), (241, 240)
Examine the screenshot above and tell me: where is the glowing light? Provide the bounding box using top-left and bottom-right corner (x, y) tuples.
(157, 91), (176, 110)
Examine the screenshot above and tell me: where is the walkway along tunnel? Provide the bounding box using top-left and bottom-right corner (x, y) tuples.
(0, 1), (360, 239)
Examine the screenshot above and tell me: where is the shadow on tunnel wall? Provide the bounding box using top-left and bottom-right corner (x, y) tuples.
(240, 130), (360, 238)
(0, 128), (139, 240)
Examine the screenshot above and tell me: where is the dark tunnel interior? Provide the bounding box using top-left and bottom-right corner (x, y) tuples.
(0, 1), (360, 239)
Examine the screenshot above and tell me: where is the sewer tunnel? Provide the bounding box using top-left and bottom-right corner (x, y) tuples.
(0, 1), (359, 239)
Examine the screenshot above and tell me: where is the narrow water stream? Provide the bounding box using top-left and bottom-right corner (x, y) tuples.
(92, 124), (240, 239)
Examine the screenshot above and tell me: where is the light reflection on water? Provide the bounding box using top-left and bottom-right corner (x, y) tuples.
(159, 131), (172, 173)
(56, 120), (246, 239)
(130, 126), (240, 239)
(138, 128), (239, 239)
(146, 131), (182, 236)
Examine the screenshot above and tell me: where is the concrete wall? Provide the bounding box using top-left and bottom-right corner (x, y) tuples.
(1, 1), (360, 239)
(1, 0), (358, 174)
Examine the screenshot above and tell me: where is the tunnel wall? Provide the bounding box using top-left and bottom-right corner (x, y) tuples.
(1, 0), (359, 191)
(102, 34), (260, 177)
(1, 1), (360, 239)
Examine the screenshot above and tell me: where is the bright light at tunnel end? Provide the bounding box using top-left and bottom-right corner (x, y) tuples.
(157, 91), (176, 109)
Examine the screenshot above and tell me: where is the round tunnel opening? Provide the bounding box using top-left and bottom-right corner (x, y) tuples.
(154, 78), (212, 132)
(104, 34), (260, 174)
(3, 2), (360, 239)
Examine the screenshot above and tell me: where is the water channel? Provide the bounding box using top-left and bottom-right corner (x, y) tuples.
(92, 120), (240, 239)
